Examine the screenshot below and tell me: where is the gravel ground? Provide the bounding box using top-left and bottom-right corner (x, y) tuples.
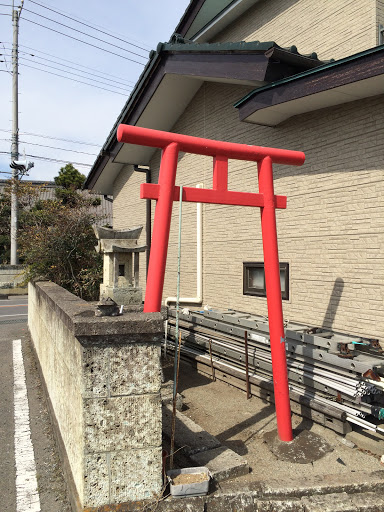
(163, 355), (384, 485)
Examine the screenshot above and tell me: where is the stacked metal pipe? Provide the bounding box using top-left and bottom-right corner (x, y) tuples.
(165, 307), (384, 435)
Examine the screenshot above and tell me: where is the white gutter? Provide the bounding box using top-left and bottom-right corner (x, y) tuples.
(165, 184), (203, 307)
(191, 0), (256, 42)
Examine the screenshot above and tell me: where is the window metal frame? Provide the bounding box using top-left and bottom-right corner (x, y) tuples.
(243, 261), (289, 300)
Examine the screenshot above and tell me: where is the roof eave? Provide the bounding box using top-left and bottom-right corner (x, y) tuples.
(83, 51), (163, 191)
(84, 40), (329, 193)
(235, 44), (384, 126)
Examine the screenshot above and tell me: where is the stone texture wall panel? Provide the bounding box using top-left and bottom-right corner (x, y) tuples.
(113, 82), (384, 341)
(82, 346), (109, 399)
(84, 394), (162, 453)
(83, 453), (109, 507)
(110, 344), (162, 396)
(213, 0), (376, 61)
(109, 447), (163, 503)
(378, 0), (384, 37)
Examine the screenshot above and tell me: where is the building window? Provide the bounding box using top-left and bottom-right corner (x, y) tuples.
(243, 262), (289, 300)
(118, 264), (125, 277)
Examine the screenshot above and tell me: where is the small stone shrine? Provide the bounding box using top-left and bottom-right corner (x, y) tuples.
(94, 225), (146, 305)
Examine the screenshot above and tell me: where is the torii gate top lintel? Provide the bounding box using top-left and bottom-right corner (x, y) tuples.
(117, 124), (305, 442)
(117, 124), (304, 164)
(116, 125), (304, 211)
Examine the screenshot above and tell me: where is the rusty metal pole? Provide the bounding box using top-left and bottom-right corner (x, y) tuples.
(209, 339), (216, 381)
(170, 331), (182, 469)
(244, 330), (251, 399)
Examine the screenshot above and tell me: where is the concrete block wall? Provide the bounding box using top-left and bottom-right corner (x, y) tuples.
(0, 264), (27, 294)
(28, 281), (163, 510)
(212, 0), (377, 61)
(113, 81), (384, 342)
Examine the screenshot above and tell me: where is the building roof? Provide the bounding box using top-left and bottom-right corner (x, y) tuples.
(234, 44), (384, 126)
(0, 179), (113, 225)
(84, 38), (327, 194)
(157, 38), (327, 62)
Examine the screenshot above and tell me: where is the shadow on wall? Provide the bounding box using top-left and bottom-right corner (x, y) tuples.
(322, 277), (344, 330)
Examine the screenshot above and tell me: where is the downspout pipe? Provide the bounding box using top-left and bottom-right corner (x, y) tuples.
(165, 183), (203, 307)
(133, 165), (151, 277)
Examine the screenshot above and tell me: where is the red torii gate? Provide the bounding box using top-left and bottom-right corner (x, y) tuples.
(117, 124), (305, 442)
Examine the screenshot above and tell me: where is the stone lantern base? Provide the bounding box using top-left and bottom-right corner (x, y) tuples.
(100, 285), (143, 306)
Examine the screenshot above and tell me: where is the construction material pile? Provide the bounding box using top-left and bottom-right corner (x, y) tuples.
(165, 308), (384, 435)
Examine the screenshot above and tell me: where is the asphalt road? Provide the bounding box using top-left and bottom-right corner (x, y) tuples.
(0, 295), (28, 323)
(0, 296), (71, 511)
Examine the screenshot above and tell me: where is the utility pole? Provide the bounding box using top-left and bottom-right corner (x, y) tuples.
(10, 0), (24, 265)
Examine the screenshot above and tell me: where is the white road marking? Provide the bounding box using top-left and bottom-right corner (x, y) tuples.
(0, 304), (28, 308)
(13, 339), (41, 512)
(2, 314), (28, 318)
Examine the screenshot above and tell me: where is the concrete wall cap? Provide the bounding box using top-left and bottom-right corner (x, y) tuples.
(33, 281), (163, 338)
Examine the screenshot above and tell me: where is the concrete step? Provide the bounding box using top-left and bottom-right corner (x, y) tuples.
(302, 491), (384, 512)
(162, 404), (249, 482)
(163, 404), (221, 456)
(191, 446), (249, 482)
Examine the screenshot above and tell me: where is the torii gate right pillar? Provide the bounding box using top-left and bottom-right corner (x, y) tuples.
(258, 156), (292, 438)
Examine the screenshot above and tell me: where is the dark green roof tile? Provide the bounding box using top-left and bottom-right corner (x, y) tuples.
(234, 43), (384, 108)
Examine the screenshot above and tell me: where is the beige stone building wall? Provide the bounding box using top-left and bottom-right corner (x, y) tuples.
(113, 149), (202, 302)
(212, 0), (377, 61)
(113, 164), (148, 291)
(113, 81), (384, 341)
(378, 0), (384, 38)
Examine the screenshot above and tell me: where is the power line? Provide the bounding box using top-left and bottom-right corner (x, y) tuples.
(17, 56), (133, 92)
(0, 138), (99, 155)
(21, 44), (137, 83)
(28, 0), (152, 51)
(1, 44), (137, 84)
(0, 150), (92, 167)
(1, 51), (134, 89)
(22, 8), (148, 59)
(21, 52), (132, 87)
(28, 0), (151, 53)
(0, 128), (102, 147)
(21, 63), (128, 96)
(21, 18), (147, 65)
(1, 43), (10, 72)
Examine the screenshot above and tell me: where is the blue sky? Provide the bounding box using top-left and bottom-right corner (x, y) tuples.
(0, 0), (190, 181)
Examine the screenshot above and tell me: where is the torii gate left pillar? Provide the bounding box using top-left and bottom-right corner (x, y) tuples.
(117, 125), (305, 442)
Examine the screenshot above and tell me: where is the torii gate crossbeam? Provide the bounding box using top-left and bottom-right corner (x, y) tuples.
(117, 124), (305, 442)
